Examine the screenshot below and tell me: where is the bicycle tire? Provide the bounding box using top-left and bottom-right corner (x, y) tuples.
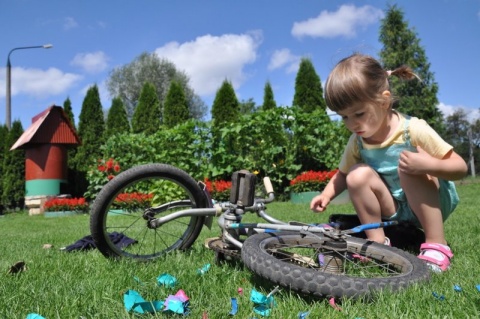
(90, 163), (208, 260)
(241, 232), (430, 299)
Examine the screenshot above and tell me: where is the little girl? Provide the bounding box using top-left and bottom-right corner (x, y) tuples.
(310, 53), (468, 272)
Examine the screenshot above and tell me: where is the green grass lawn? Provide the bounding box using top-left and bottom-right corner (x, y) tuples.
(1, 180), (480, 318)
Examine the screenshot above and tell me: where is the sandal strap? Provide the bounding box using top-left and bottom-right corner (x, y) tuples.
(417, 254), (450, 271)
(420, 243), (454, 259)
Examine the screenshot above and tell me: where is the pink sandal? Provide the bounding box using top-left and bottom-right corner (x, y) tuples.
(418, 243), (453, 272)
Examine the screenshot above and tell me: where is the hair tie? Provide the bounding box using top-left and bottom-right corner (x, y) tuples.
(386, 70), (392, 77)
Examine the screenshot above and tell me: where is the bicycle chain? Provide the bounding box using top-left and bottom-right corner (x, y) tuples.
(206, 237), (242, 259)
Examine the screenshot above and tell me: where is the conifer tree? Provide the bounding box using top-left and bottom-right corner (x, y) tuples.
(0, 124), (8, 213)
(163, 81), (190, 128)
(292, 58), (326, 113)
(2, 120), (25, 210)
(63, 97), (75, 128)
(379, 4), (443, 133)
(262, 81), (277, 110)
(211, 80), (239, 126)
(105, 96), (130, 139)
(131, 82), (162, 134)
(74, 84), (105, 171)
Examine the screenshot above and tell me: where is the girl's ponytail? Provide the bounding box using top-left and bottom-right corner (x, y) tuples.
(387, 65), (422, 82)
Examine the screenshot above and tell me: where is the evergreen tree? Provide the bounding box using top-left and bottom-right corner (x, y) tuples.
(2, 120), (25, 210)
(105, 96), (130, 139)
(74, 84), (105, 171)
(0, 124), (8, 213)
(211, 80), (240, 179)
(379, 4), (443, 133)
(63, 97), (75, 128)
(211, 80), (239, 126)
(131, 82), (162, 134)
(163, 81), (190, 128)
(262, 81), (277, 110)
(292, 58), (326, 113)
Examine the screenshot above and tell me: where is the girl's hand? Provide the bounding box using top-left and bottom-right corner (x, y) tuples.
(310, 194), (330, 213)
(399, 146), (431, 175)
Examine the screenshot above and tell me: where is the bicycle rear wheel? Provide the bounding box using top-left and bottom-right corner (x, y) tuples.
(241, 232), (430, 299)
(90, 164), (208, 261)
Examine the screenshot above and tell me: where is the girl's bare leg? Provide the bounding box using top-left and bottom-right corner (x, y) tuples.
(399, 171), (446, 245)
(346, 164), (397, 243)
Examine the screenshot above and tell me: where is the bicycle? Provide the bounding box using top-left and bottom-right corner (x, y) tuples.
(90, 163), (430, 299)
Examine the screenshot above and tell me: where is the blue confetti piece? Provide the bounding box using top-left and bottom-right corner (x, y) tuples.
(26, 314), (46, 319)
(230, 297), (238, 315)
(198, 263), (211, 275)
(123, 289), (164, 314)
(454, 285), (462, 292)
(157, 273), (177, 288)
(298, 311), (310, 318)
(432, 292), (445, 301)
(476, 285), (480, 292)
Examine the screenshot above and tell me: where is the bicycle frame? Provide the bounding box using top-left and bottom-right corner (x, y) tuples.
(146, 176), (397, 251)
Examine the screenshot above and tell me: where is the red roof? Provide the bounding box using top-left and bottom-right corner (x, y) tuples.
(11, 105), (81, 150)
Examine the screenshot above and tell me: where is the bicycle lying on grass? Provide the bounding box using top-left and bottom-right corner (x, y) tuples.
(90, 163), (430, 299)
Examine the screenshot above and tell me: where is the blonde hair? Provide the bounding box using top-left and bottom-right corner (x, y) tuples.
(325, 53), (420, 112)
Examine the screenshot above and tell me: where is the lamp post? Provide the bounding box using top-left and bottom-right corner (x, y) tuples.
(5, 44), (53, 129)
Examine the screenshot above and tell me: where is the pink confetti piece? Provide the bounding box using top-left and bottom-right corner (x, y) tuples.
(329, 297), (342, 311)
(238, 287), (243, 295)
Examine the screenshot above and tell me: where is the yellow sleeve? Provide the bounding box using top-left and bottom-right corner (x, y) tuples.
(338, 134), (362, 174)
(409, 118), (453, 159)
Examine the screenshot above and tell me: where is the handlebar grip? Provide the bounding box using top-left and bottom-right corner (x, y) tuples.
(263, 177), (274, 194)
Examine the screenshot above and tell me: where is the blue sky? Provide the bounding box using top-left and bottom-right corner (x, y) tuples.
(1, 0), (479, 129)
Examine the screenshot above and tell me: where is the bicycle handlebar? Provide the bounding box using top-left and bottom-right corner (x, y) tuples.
(263, 177), (274, 194)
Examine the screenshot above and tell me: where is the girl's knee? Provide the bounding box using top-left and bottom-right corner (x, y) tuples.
(346, 164), (376, 188)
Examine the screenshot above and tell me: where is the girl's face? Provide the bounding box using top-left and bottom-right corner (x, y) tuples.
(337, 101), (391, 144)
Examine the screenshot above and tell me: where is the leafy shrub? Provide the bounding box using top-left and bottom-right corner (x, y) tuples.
(84, 158), (121, 200)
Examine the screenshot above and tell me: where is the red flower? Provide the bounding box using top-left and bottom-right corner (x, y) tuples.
(290, 169), (338, 193)
(204, 178), (231, 201)
(106, 158), (114, 170)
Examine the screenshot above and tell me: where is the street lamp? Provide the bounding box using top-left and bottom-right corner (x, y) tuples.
(5, 44), (53, 129)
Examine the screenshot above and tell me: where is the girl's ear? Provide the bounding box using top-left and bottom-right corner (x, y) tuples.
(381, 90), (391, 109)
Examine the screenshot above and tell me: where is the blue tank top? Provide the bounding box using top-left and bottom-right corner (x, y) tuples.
(356, 116), (415, 202)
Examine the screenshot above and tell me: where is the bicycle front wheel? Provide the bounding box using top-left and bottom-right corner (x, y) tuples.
(241, 232), (430, 299)
(90, 164), (208, 261)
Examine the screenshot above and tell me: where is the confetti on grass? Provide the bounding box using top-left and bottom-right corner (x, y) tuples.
(124, 289), (164, 314)
(197, 263), (211, 275)
(250, 288), (278, 317)
(329, 297), (342, 311)
(432, 292), (445, 301)
(230, 297), (238, 315)
(157, 273), (177, 288)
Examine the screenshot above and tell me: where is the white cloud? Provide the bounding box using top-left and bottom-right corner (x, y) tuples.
(0, 67), (82, 99)
(292, 5), (384, 39)
(154, 31), (262, 96)
(268, 49), (301, 74)
(71, 51), (109, 73)
(438, 102), (480, 122)
(64, 17), (78, 30)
